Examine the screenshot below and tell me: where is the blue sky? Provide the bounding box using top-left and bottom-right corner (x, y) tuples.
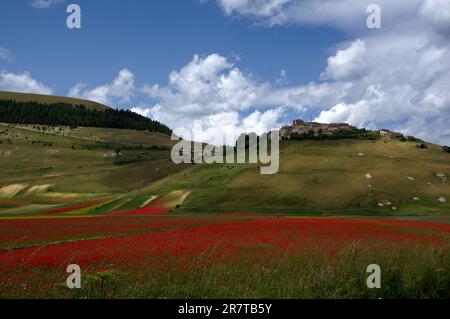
(0, 0), (344, 102)
(1, 0), (450, 145)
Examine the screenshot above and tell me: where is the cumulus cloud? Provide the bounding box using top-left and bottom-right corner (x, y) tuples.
(134, 54), (293, 145)
(142, 54), (268, 115)
(133, 106), (285, 146)
(0, 71), (52, 95)
(321, 39), (366, 81)
(69, 68), (135, 106)
(30, 0), (64, 9)
(137, 53), (352, 124)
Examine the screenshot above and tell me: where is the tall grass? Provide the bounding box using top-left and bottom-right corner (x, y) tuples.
(2, 243), (449, 299)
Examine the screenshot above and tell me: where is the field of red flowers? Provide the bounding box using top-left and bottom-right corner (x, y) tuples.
(111, 199), (170, 216)
(0, 215), (242, 248)
(1, 216), (449, 271)
(0, 211), (449, 298)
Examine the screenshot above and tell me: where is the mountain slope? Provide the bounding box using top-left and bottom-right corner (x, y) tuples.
(141, 138), (450, 216)
(0, 91), (109, 111)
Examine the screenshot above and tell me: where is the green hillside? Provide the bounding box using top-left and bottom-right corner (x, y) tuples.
(0, 91), (109, 111)
(0, 123), (183, 203)
(0, 116), (449, 217)
(141, 138), (450, 216)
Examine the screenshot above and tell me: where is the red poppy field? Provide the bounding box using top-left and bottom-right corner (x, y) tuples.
(1, 203), (449, 298)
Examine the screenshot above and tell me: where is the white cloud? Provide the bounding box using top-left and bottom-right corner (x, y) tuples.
(218, 0), (290, 17)
(217, 0), (423, 30)
(69, 68), (135, 106)
(142, 54), (268, 115)
(321, 39), (366, 81)
(139, 53), (348, 120)
(133, 105), (285, 146)
(131, 106), (152, 119)
(134, 54), (295, 145)
(30, 0), (64, 9)
(0, 71), (52, 95)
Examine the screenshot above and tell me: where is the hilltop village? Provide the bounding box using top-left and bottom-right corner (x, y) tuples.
(279, 119), (421, 142)
(280, 119), (357, 139)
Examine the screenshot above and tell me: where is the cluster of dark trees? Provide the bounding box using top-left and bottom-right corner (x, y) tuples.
(443, 146), (450, 153)
(289, 129), (380, 141)
(0, 99), (172, 135)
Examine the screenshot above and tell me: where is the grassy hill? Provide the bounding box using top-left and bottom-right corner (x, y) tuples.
(0, 91), (109, 111)
(0, 123), (185, 217)
(0, 101), (449, 216)
(140, 138), (450, 216)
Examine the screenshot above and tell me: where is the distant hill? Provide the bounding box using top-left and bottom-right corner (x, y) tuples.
(141, 138), (450, 216)
(0, 91), (109, 111)
(0, 122), (449, 216)
(0, 91), (171, 135)
(0, 93), (448, 217)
